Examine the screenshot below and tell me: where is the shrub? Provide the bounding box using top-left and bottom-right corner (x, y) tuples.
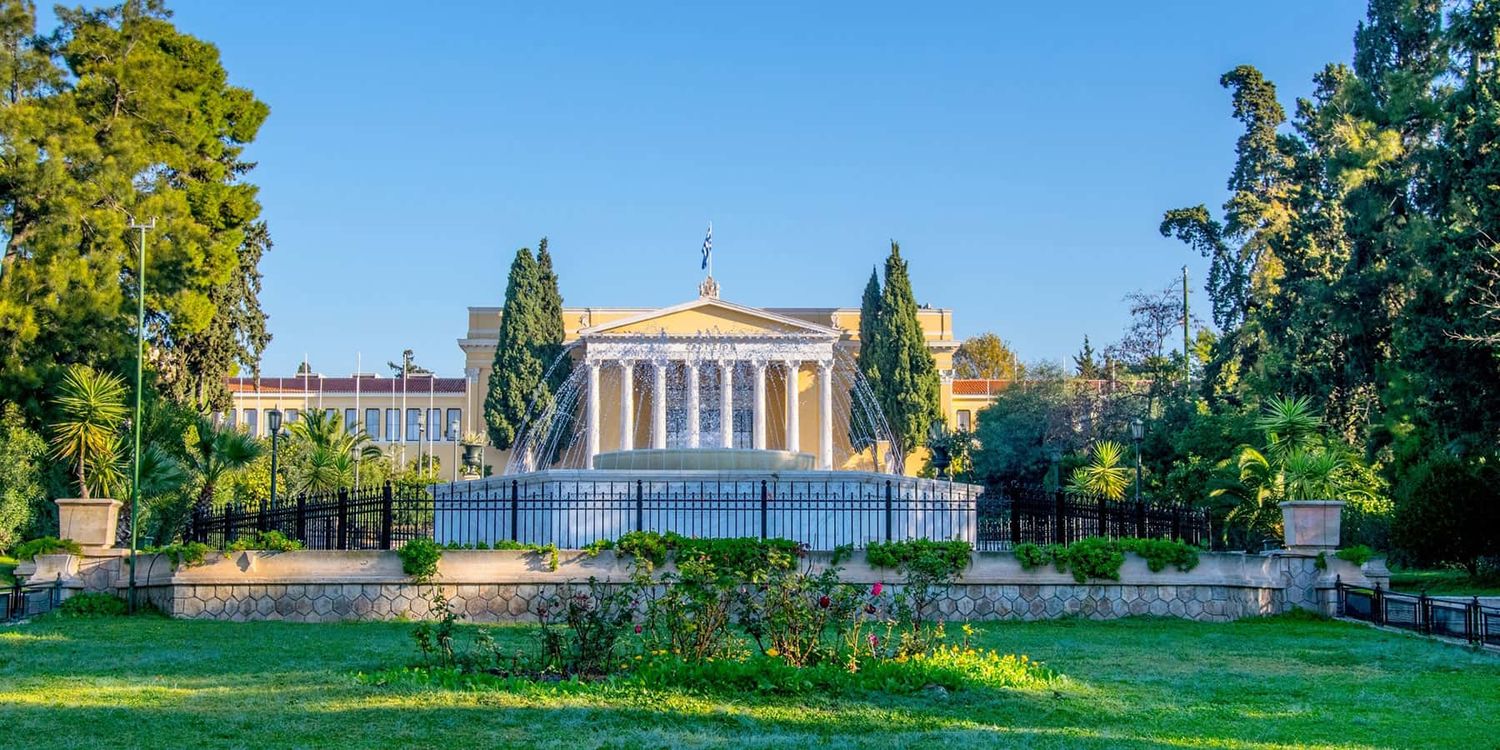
(1335, 545), (1376, 567)
(1392, 453), (1500, 576)
(1051, 537), (1126, 582)
(227, 530), (303, 552)
(399, 539), (442, 580)
(58, 591), (127, 617)
(1011, 537), (1199, 582)
(146, 541), (211, 569)
(1119, 537), (1200, 573)
(13, 536), (82, 559)
(1013, 543), (1051, 570)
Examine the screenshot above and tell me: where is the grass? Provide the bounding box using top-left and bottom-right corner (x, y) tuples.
(1, 614), (1496, 749)
(1388, 567), (1500, 596)
(0, 555), (15, 587)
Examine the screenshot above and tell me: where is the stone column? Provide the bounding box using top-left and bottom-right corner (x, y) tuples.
(618, 359), (634, 451)
(752, 360), (767, 450)
(719, 360), (735, 448)
(585, 361), (601, 466)
(685, 360), (701, 448)
(783, 361), (800, 453)
(652, 360), (668, 449)
(818, 360), (834, 469)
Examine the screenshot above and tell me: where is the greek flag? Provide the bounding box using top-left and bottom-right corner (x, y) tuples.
(701, 222), (712, 270)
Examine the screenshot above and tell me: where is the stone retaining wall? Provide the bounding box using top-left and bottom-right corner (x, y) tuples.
(67, 548), (1380, 624)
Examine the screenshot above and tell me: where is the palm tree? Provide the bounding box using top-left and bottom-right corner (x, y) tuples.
(185, 416), (263, 517)
(286, 409), (381, 493)
(1066, 440), (1131, 500)
(49, 365), (128, 499)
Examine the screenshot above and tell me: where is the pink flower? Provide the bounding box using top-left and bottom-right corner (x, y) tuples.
(634, 624), (643, 634)
(868, 634), (879, 648)
(871, 581), (884, 597)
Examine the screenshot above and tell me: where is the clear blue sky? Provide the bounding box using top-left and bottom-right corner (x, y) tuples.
(125, 1), (1368, 376)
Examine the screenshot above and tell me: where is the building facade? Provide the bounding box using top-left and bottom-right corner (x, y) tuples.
(229, 285), (999, 477)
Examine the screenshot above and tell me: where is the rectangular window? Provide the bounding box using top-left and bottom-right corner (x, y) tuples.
(385, 409), (399, 441)
(345, 409), (358, 433)
(957, 410), (972, 432)
(224, 410), (237, 430)
(445, 409), (462, 441)
(406, 408), (422, 441)
(428, 408), (443, 441)
(326, 408), (338, 423)
(244, 408), (258, 437)
(365, 408), (380, 440)
(285, 408), (299, 424)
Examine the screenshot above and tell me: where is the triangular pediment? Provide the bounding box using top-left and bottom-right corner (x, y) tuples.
(580, 297), (839, 338)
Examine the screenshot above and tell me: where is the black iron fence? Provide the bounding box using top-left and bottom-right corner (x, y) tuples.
(189, 479), (1211, 552)
(1337, 579), (1500, 648)
(2, 576), (63, 622)
(975, 484), (1211, 551)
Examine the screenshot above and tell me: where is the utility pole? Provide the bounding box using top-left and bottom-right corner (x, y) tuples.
(126, 216), (155, 614)
(1181, 266), (1191, 386)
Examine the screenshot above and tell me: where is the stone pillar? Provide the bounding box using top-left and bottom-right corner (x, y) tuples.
(818, 360), (834, 469)
(719, 360), (735, 448)
(54, 497), (122, 554)
(586, 361), (601, 465)
(618, 359), (634, 451)
(652, 360), (668, 449)
(685, 360), (701, 448)
(752, 360), (767, 450)
(783, 361), (800, 453)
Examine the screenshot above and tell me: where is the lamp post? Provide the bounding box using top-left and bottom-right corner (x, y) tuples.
(416, 412), (426, 472)
(1046, 444), (1063, 491)
(126, 217), (154, 615)
(268, 409), (283, 506)
(1130, 417), (1145, 504)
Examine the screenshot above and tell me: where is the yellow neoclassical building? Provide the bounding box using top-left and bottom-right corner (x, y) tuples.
(228, 284), (992, 477)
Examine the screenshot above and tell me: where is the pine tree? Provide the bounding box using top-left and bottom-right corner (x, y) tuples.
(851, 266), (883, 449)
(1073, 336), (1102, 379)
(485, 248), (542, 450)
(534, 238), (572, 398)
(869, 241), (940, 456)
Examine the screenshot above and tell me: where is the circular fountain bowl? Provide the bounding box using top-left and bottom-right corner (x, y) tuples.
(592, 448), (816, 471)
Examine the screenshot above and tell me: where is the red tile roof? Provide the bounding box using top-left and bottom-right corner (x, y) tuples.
(952, 378), (1152, 396)
(227, 375), (467, 395)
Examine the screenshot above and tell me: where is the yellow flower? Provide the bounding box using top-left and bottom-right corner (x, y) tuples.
(962, 623), (975, 637)
(766, 647), (780, 658)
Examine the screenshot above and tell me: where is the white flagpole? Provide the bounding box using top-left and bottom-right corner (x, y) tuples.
(354, 352), (362, 490)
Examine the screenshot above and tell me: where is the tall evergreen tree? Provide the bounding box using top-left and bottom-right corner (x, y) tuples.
(0, 0), (272, 419)
(1073, 336), (1102, 379)
(850, 267), (883, 450)
(485, 248), (542, 450)
(868, 241), (941, 456)
(534, 238), (572, 399)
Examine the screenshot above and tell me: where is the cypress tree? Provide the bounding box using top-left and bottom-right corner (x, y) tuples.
(533, 238), (573, 445)
(871, 241), (941, 456)
(485, 248), (544, 450)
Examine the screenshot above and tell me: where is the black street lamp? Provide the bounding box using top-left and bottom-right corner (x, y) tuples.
(449, 417), (460, 481)
(268, 409), (283, 505)
(1046, 444), (1063, 491)
(1130, 417), (1145, 504)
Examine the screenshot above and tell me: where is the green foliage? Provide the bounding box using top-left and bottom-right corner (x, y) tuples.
(0, 403), (46, 550)
(283, 408), (378, 494)
(1335, 545), (1376, 567)
(485, 239), (570, 452)
(13, 536), (82, 559)
(1066, 440), (1131, 501)
(145, 541), (211, 569)
(58, 592), (128, 618)
(226, 530), (303, 552)
(0, 1), (272, 415)
(398, 539), (442, 582)
(864, 539), (971, 580)
(1011, 537), (1199, 582)
(183, 416), (262, 520)
(1392, 453), (1500, 576)
(859, 242), (941, 460)
(953, 332), (1021, 380)
(48, 364), (128, 499)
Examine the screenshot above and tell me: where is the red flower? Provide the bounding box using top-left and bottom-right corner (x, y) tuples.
(634, 624), (643, 634)
(818, 595), (831, 609)
(871, 581), (884, 597)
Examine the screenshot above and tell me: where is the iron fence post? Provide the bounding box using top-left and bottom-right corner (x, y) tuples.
(760, 480), (769, 540)
(1135, 500), (1146, 538)
(1053, 489), (1066, 545)
(380, 483), (394, 549)
(295, 493), (307, 543)
(1171, 505), (1182, 541)
(637, 479), (645, 533)
(884, 480), (894, 542)
(1098, 494), (1108, 538)
(1472, 597), (1482, 645)
(1373, 583), (1385, 626)
(1008, 492), (1020, 546)
(511, 479), (520, 543)
(1417, 591), (1429, 634)
(224, 502), (237, 546)
(336, 488), (350, 550)
(257, 499), (268, 533)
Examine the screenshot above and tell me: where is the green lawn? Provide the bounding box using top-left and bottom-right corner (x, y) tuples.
(1, 615), (1496, 749)
(0, 555), (14, 587)
(1389, 567), (1500, 596)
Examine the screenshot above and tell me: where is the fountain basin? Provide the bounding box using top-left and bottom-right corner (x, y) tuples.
(592, 448), (815, 471)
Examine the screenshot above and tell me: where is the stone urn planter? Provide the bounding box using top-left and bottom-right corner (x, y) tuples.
(1278, 500), (1344, 554)
(55, 497), (122, 554)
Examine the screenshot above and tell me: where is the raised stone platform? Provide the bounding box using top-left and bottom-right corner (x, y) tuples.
(593, 448), (816, 471)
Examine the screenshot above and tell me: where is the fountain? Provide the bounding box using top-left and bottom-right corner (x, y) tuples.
(433, 293), (979, 549)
